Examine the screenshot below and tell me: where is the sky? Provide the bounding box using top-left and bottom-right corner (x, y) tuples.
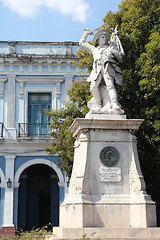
(0, 0), (122, 42)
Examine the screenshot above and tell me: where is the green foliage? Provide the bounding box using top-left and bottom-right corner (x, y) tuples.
(68, 81), (91, 115)
(46, 81), (91, 178)
(77, 47), (93, 72)
(75, 233), (99, 240)
(75, 234), (89, 240)
(138, 31), (160, 99)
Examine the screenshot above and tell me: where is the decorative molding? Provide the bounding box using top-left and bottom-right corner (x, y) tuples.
(0, 168), (5, 184)
(5, 155), (16, 161)
(17, 80), (25, 98)
(14, 158), (65, 185)
(63, 74), (74, 79)
(0, 183), (6, 188)
(7, 74), (16, 80)
(129, 140), (146, 194)
(83, 178), (90, 193)
(65, 45), (72, 55)
(56, 83), (61, 98)
(24, 87), (56, 124)
(0, 77), (7, 98)
(19, 82), (24, 98)
(9, 43), (16, 54)
(0, 77), (8, 82)
(79, 131), (89, 141)
(0, 82), (4, 97)
(58, 182), (65, 187)
(13, 182), (20, 188)
(16, 76), (64, 84)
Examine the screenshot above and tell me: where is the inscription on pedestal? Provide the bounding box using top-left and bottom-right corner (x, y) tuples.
(99, 167), (121, 182)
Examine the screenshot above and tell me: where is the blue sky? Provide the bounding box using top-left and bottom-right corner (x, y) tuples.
(0, 0), (122, 42)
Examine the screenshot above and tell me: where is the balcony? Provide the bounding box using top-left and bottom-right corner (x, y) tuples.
(18, 123), (51, 138)
(0, 122), (3, 138)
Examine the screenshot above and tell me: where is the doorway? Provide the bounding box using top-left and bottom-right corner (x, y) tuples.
(18, 164), (59, 230)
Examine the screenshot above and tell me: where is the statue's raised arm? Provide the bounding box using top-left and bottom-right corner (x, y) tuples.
(79, 28), (95, 54)
(79, 27), (125, 115)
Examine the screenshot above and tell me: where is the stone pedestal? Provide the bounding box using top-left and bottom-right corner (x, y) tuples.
(54, 116), (156, 238)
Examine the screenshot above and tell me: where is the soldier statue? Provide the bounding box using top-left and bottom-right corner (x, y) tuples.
(79, 27), (124, 114)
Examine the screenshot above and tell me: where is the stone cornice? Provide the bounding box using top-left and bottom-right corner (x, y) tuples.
(69, 118), (144, 138)
(16, 76), (64, 83)
(0, 40), (79, 45)
(0, 54), (80, 63)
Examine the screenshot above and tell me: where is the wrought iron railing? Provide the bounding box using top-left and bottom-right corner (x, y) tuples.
(0, 122), (3, 138)
(18, 123), (51, 137)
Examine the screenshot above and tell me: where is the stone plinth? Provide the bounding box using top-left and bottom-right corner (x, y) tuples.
(56, 117), (156, 238)
(53, 227), (160, 239)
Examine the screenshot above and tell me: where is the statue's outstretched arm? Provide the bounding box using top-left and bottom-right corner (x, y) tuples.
(79, 29), (95, 54)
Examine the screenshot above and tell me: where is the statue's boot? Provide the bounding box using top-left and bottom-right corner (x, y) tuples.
(112, 100), (121, 111)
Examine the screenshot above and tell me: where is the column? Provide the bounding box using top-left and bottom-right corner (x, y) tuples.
(0, 188), (5, 227)
(0, 78), (7, 135)
(2, 155), (15, 228)
(64, 74), (73, 102)
(58, 182), (65, 204)
(13, 185), (19, 228)
(6, 75), (16, 139)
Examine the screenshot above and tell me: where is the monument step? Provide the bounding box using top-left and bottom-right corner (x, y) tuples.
(52, 227), (160, 239)
(46, 237), (160, 240)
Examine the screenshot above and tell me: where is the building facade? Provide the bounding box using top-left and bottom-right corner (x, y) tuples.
(0, 41), (87, 234)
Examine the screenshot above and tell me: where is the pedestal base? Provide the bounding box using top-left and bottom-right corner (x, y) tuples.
(57, 118), (157, 237)
(60, 194), (156, 228)
(53, 227), (160, 240)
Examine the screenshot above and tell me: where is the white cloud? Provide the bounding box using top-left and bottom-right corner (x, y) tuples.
(0, 0), (89, 22)
(45, 0), (89, 22)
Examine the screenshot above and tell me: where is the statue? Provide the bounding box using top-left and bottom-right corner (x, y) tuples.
(79, 27), (125, 114)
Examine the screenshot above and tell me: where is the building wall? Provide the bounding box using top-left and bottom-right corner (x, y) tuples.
(0, 41), (88, 229)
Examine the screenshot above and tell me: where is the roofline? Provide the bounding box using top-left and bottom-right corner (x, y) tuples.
(0, 40), (79, 45)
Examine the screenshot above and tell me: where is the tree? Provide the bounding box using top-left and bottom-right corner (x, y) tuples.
(45, 81), (90, 178)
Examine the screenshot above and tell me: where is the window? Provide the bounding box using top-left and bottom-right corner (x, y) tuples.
(4, 65), (10, 71)
(61, 66), (67, 71)
(13, 65), (19, 71)
(32, 65), (38, 71)
(51, 66), (57, 71)
(28, 93), (51, 137)
(42, 65), (48, 71)
(23, 65), (29, 71)
(70, 66), (76, 71)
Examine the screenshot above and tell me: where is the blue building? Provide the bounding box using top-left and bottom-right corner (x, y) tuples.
(0, 41), (87, 233)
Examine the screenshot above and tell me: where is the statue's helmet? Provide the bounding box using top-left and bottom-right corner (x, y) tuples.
(92, 29), (110, 47)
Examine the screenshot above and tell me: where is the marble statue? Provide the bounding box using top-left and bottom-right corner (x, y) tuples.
(79, 26), (125, 114)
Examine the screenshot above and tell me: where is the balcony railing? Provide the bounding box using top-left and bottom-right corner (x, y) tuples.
(0, 122), (3, 138)
(18, 123), (51, 137)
